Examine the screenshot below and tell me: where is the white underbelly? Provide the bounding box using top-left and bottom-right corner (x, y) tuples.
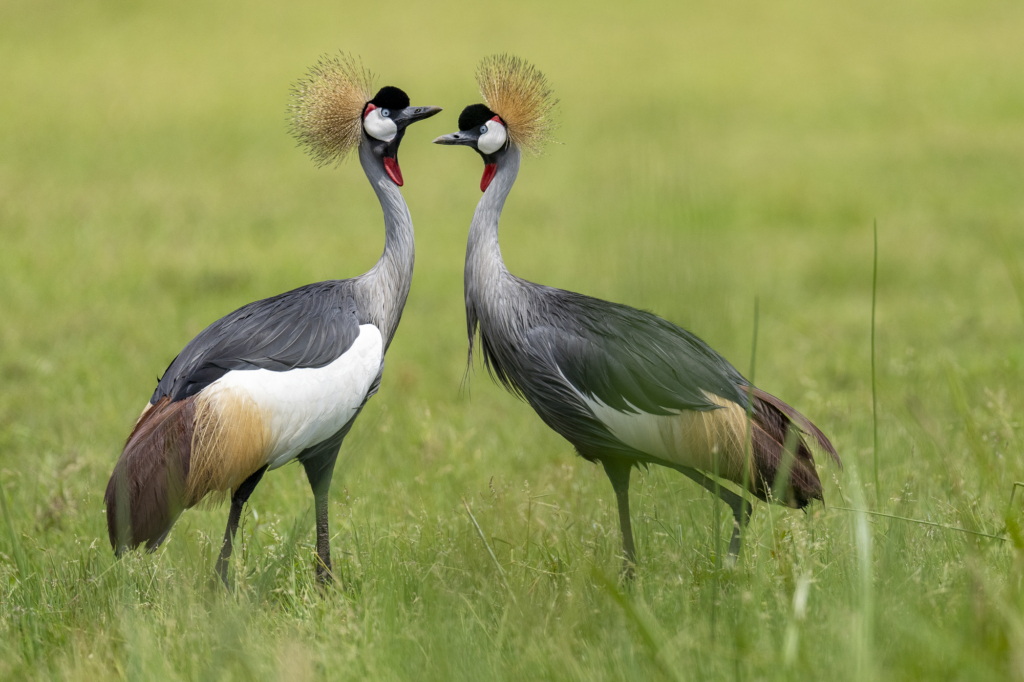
(203, 324), (384, 470)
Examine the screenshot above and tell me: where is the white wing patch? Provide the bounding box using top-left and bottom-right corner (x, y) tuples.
(203, 324), (384, 471)
(574, 387), (750, 481)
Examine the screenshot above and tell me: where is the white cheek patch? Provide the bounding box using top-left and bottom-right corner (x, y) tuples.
(363, 108), (398, 142)
(477, 120), (507, 155)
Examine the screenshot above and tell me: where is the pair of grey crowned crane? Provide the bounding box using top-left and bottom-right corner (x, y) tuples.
(105, 54), (840, 585)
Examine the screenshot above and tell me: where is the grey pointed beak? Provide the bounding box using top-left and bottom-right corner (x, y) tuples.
(392, 105), (443, 128)
(433, 131), (478, 146)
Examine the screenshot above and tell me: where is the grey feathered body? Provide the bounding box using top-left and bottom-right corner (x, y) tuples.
(465, 146), (837, 505)
(106, 139), (415, 550)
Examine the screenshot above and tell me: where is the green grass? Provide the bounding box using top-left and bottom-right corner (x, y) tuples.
(3, 0), (1024, 679)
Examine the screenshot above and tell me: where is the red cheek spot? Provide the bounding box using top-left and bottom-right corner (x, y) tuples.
(384, 157), (403, 186)
(364, 103), (377, 119)
(480, 163), (497, 192)
(489, 116), (502, 124)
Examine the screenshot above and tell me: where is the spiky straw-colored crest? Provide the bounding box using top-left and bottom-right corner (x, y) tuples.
(290, 53), (374, 166)
(476, 54), (557, 156)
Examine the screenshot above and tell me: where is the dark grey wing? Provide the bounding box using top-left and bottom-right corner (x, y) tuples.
(530, 290), (750, 416)
(153, 281), (363, 403)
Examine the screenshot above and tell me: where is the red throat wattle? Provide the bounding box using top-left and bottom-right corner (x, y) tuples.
(384, 157), (404, 186)
(480, 163), (497, 192)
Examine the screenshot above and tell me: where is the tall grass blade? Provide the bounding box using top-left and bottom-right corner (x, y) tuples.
(783, 574), (811, 667)
(1009, 482), (1024, 509)
(711, 447), (720, 642)
(943, 361), (988, 479)
(871, 220), (880, 509)
(1001, 250), (1024, 326)
(463, 498), (515, 601)
(849, 471), (875, 681)
(832, 506), (1005, 541)
(1004, 482), (1024, 550)
(770, 429), (801, 504)
(0, 477), (37, 660)
(0, 478), (30, 583)
(741, 297), (759, 537)
(591, 567), (685, 682)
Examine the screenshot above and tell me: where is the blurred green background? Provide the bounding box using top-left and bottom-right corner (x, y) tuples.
(2, 0), (1024, 679)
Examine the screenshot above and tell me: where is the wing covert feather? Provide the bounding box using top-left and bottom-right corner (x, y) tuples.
(153, 282), (363, 403)
(526, 292), (749, 415)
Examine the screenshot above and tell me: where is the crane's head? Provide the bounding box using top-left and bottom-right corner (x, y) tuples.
(432, 54), (556, 192)
(290, 53), (441, 186)
(433, 104), (510, 191)
(360, 86), (442, 186)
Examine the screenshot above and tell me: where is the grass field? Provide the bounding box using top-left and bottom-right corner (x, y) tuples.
(3, 0), (1024, 679)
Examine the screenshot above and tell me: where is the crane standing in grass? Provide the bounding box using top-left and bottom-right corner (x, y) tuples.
(435, 55), (840, 576)
(105, 54), (440, 584)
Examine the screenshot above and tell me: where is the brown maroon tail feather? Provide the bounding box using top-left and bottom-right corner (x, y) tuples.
(105, 397), (195, 554)
(739, 385), (840, 508)
(748, 386), (841, 468)
(748, 423), (823, 507)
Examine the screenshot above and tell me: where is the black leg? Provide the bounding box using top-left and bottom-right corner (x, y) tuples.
(668, 464), (753, 564)
(601, 458), (636, 579)
(216, 466), (267, 588)
(302, 452), (338, 584)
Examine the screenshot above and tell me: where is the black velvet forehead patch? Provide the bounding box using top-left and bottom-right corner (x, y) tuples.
(370, 86), (410, 110)
(458, 103), (498, 131)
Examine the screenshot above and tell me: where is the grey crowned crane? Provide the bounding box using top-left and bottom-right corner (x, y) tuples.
(435, 55), (840, 576)
(104, 54), (440, 584)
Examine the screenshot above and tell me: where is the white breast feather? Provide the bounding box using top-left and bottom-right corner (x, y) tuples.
(203, 324), (384, 470)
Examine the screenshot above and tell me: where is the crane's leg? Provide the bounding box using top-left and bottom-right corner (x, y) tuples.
(302, 451), (338, 584)
(668, 464), (753, 565)
(216, 465), (267, 588)
(601, 459), (637, 580)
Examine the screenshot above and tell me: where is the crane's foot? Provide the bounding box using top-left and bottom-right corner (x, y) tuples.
(215, 526), (236, 590)
(313, 552), (335, 587)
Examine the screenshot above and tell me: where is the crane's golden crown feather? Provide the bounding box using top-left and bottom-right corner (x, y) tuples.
(290, 53), (374, 166)
(476, 54), (558, 156)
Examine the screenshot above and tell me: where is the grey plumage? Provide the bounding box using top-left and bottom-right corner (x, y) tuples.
(106, 93), (439, 586)
(154, 284), (364, 402)
(441, 116), (839, 575)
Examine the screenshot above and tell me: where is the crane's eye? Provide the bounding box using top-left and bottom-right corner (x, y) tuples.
(479, 126), (487, 134)
(381, 109), (390, 117)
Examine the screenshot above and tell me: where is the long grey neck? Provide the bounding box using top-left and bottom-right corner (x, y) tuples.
(465, 145), (521, 302)
(465, 145), (522, 351)
(357, 138), (415, 350)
